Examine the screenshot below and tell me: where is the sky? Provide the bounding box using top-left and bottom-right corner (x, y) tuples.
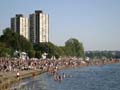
(0, 0), (120, 51)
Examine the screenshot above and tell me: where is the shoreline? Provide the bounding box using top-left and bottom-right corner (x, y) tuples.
(58, 60), (120, 71)
(0, 70), (45, 90)
(0, 60), (119, 90)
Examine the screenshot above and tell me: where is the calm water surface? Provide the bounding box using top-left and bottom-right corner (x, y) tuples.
(11, 63), (120, 90)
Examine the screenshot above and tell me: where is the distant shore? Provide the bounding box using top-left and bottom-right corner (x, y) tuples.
(0, 58), (119, 90)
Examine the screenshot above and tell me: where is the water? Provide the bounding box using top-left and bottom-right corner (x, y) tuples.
(11, 63), (120, 90)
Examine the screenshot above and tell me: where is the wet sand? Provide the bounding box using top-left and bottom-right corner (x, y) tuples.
(0, 70), (44, 90)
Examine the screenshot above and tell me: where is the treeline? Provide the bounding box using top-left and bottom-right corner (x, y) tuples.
(85, 51), (120, 59)
(0, 28), (84, 59)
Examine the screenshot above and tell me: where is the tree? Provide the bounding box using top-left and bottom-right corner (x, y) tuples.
(55, 46), (65, 57)
(0, 42), (11, 57)
(0, 28), (33, 56)
(0, 46), (11, 57)
(33, 42), (65, 59)
(35, 51), (42, 59)
(19, 35), (33, 52)
(65, 38), (84, 57)
(0, 28), (20, 50)
(34, 42), (56, 58)
(28, 50), (35, 58)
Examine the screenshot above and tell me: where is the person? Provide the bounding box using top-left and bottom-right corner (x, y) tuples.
(16, 71), (20, 78)
(62, 73), (66, 78)
(32, 72), (35, 77)
(58, 75), (62, 81)
(54, 74), (57, 81)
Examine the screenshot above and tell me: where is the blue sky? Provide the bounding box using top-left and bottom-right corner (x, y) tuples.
(0, 0), (120, 50)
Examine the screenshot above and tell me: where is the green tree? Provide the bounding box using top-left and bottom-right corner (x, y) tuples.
(19, 35), (33, 52)
(65, 38), (84, 57)
(0, 28), (33, 57)
(35, 51), (42, 59)
(0, 28), (20, 50)
(33, 42), (61, 59)
(28, 50), (35, 58)
(0, 42), (11, 57)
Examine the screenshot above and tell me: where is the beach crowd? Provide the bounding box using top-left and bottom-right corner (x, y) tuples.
(0, 57), (84, 72)
(0, 57), (119, 73)
(0, 58), (119, 73)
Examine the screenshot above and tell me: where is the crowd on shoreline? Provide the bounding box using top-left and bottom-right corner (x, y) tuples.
(0, 57), (82, 72)
(0, 57), (120, 74)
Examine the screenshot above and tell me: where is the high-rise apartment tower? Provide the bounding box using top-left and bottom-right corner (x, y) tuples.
(29, 10), (49, 43)
(11, 14), (29, 40)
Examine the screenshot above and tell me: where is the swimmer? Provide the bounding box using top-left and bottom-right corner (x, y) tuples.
(62, 73), (66, 78)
